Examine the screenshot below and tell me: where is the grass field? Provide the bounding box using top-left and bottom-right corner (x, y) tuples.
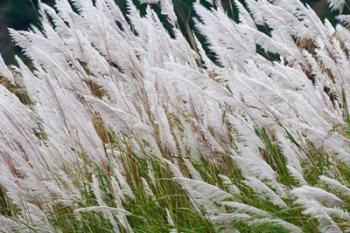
(1, 0), (350, 232)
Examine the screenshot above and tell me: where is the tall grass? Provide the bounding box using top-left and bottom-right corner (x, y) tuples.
(1, 0), (350, 232)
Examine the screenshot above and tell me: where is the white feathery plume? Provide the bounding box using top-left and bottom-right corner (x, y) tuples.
(166, 208), (178, 233)
(292, 186), (343, 206)
(174, 177), (232, 216)
(327, 0), (346, 12)
(141, 177), (156, 200)
(320, 176), (350, 198)
(0, 216), (29, 233)
(183, 159), (203, 181)
(244, 177), (288, 208)
(91, 174), (121, 233)
(222, 201), (271, 218)
(0, 55), (15, 85)
(113, 168), (135, 201)
(337, 14), (350, 27)
(218, 174), (241, 195)
(234, 0), (257, 29)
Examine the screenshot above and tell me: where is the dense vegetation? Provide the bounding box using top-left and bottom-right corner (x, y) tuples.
(0, 0), (334, 64)
(1, 0), (350, 232)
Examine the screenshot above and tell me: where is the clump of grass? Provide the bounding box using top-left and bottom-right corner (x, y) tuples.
(1, 0), (350, 232)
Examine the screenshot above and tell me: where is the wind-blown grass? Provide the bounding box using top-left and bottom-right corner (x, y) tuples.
(1, 0), (350, 232)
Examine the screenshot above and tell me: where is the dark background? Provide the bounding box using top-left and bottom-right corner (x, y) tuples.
(0, 0), (331, 64)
